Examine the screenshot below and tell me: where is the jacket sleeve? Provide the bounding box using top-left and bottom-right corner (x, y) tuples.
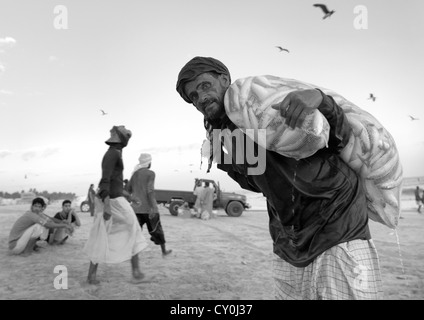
(316, 89), (352, 153)
(217, 163), (262, 193)
(98, 149), (119, 201)
(147, 171), (159, 213)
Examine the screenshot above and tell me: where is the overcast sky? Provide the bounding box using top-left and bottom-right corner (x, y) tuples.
(1, 0), (423, 197)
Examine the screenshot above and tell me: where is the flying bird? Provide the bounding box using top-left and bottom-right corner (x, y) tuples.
(313, 4), (335, 19)
(409, 115), (419, 121)
(275, 46), (289, 53)
(100, 109), (107, 116)
(368, 93), (377, 102)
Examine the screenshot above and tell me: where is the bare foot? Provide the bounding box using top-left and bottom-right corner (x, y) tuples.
(162, 249), (173, 257)
(132, 270), (145, 280)
(59, 236), (69, 245)
(20, 251), (32, 257)
(87, 278), (100, 285)
(33, 244), (45, 252)
(131, 274), (156, 284)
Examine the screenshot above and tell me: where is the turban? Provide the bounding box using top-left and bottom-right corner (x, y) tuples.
(176, 56), (231, 103)
(138, 153), (152, 168)
(105, 125), (132, 147)
(131, 153), (152, 176)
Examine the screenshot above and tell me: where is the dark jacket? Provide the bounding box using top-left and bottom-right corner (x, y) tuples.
(215, 90), (370, 267)
(98, 146), (125, 200)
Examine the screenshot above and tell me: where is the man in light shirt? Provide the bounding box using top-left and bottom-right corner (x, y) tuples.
(8, 197), (74, 256)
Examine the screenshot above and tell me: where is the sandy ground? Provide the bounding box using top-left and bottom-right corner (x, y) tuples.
(0, 195), (423, 300)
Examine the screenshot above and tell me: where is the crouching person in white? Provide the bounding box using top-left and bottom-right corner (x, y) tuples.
(8, 197), (74, 256)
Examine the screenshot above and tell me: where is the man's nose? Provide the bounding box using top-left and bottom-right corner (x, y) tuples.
(198, 94), (209, 109)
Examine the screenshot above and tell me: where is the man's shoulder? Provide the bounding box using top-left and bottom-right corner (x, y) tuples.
(103, 147), (121, 158)
(17, 211), (34, 222)
(138, 168), (155, 176)
(19, 211), (45, 224)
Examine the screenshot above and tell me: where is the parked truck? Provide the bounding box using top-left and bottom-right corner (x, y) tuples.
(155, 178), (250, 217)
(80, 178), (250, 217)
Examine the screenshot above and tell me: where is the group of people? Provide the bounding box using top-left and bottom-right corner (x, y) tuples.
(8, 198), (80, 256)
(192, 180), (216, 220)
(175, 180), (217, 220)
(415, 186), (424, 213)
(6, 55), (395, 299)
(8, 126), (172, 285)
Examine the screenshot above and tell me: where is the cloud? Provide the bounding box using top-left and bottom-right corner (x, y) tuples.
(41, 147), (60, 158)
(138, 143), (200, 155)
(0, 63), (4, 73)
(49, 55), (59, 62)
(0, 37), (17, 47)
(18, 146), (61, 161)
(0, 89), (13, 95)
(0, 150), (12, 158)
(21, 151), (38, 161)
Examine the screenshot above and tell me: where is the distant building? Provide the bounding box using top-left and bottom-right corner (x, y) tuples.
(18, 191), (37, 204)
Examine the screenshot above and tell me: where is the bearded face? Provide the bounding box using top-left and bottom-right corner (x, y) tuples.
(184, 73), (230, 121)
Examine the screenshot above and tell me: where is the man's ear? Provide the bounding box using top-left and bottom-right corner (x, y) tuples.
(219, 74), (231, 87)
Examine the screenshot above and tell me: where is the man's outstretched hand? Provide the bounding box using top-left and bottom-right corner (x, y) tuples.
(271, 89), (323, 129)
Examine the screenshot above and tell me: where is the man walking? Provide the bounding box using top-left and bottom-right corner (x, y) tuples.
(84, 125), (149, 284)
(128, 153), (172, 256)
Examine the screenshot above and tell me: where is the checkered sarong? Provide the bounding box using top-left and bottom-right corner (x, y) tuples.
(273, 239), (383, 300)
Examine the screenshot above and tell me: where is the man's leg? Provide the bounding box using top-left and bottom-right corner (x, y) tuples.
(87, 261), (100, 284)
(315, 239), (383, 300)
(10, 224), (45, 256)
(146, 214), (172, 256)
(135, 213), (146, 229)
(90, 202), (94, 217)
(160, 244), (172, 256)
(21, 237), (39, 257)
(130, 254), (145, 280)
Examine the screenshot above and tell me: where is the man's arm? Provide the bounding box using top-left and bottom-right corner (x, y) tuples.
(315, 89), (352, 152)
(147, 171), (159, 217)
(217, 163), (262, 193)
(50, 214), (64, 224)
(271, 88), (352, 153)
(98, 149), (120, 220)
(71, 210), (81, 227)
(44, 220), (73, 232)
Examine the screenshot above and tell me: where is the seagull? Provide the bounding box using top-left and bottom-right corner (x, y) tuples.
(100, 109), (107, 116)
(409, 115), (419, 121)
(368, 93), (377, 102)
(313, 4), (335, 19)
(275, 46), (289, 53)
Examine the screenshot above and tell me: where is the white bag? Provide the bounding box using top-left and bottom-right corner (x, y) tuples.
(223, 75), (402, 229)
